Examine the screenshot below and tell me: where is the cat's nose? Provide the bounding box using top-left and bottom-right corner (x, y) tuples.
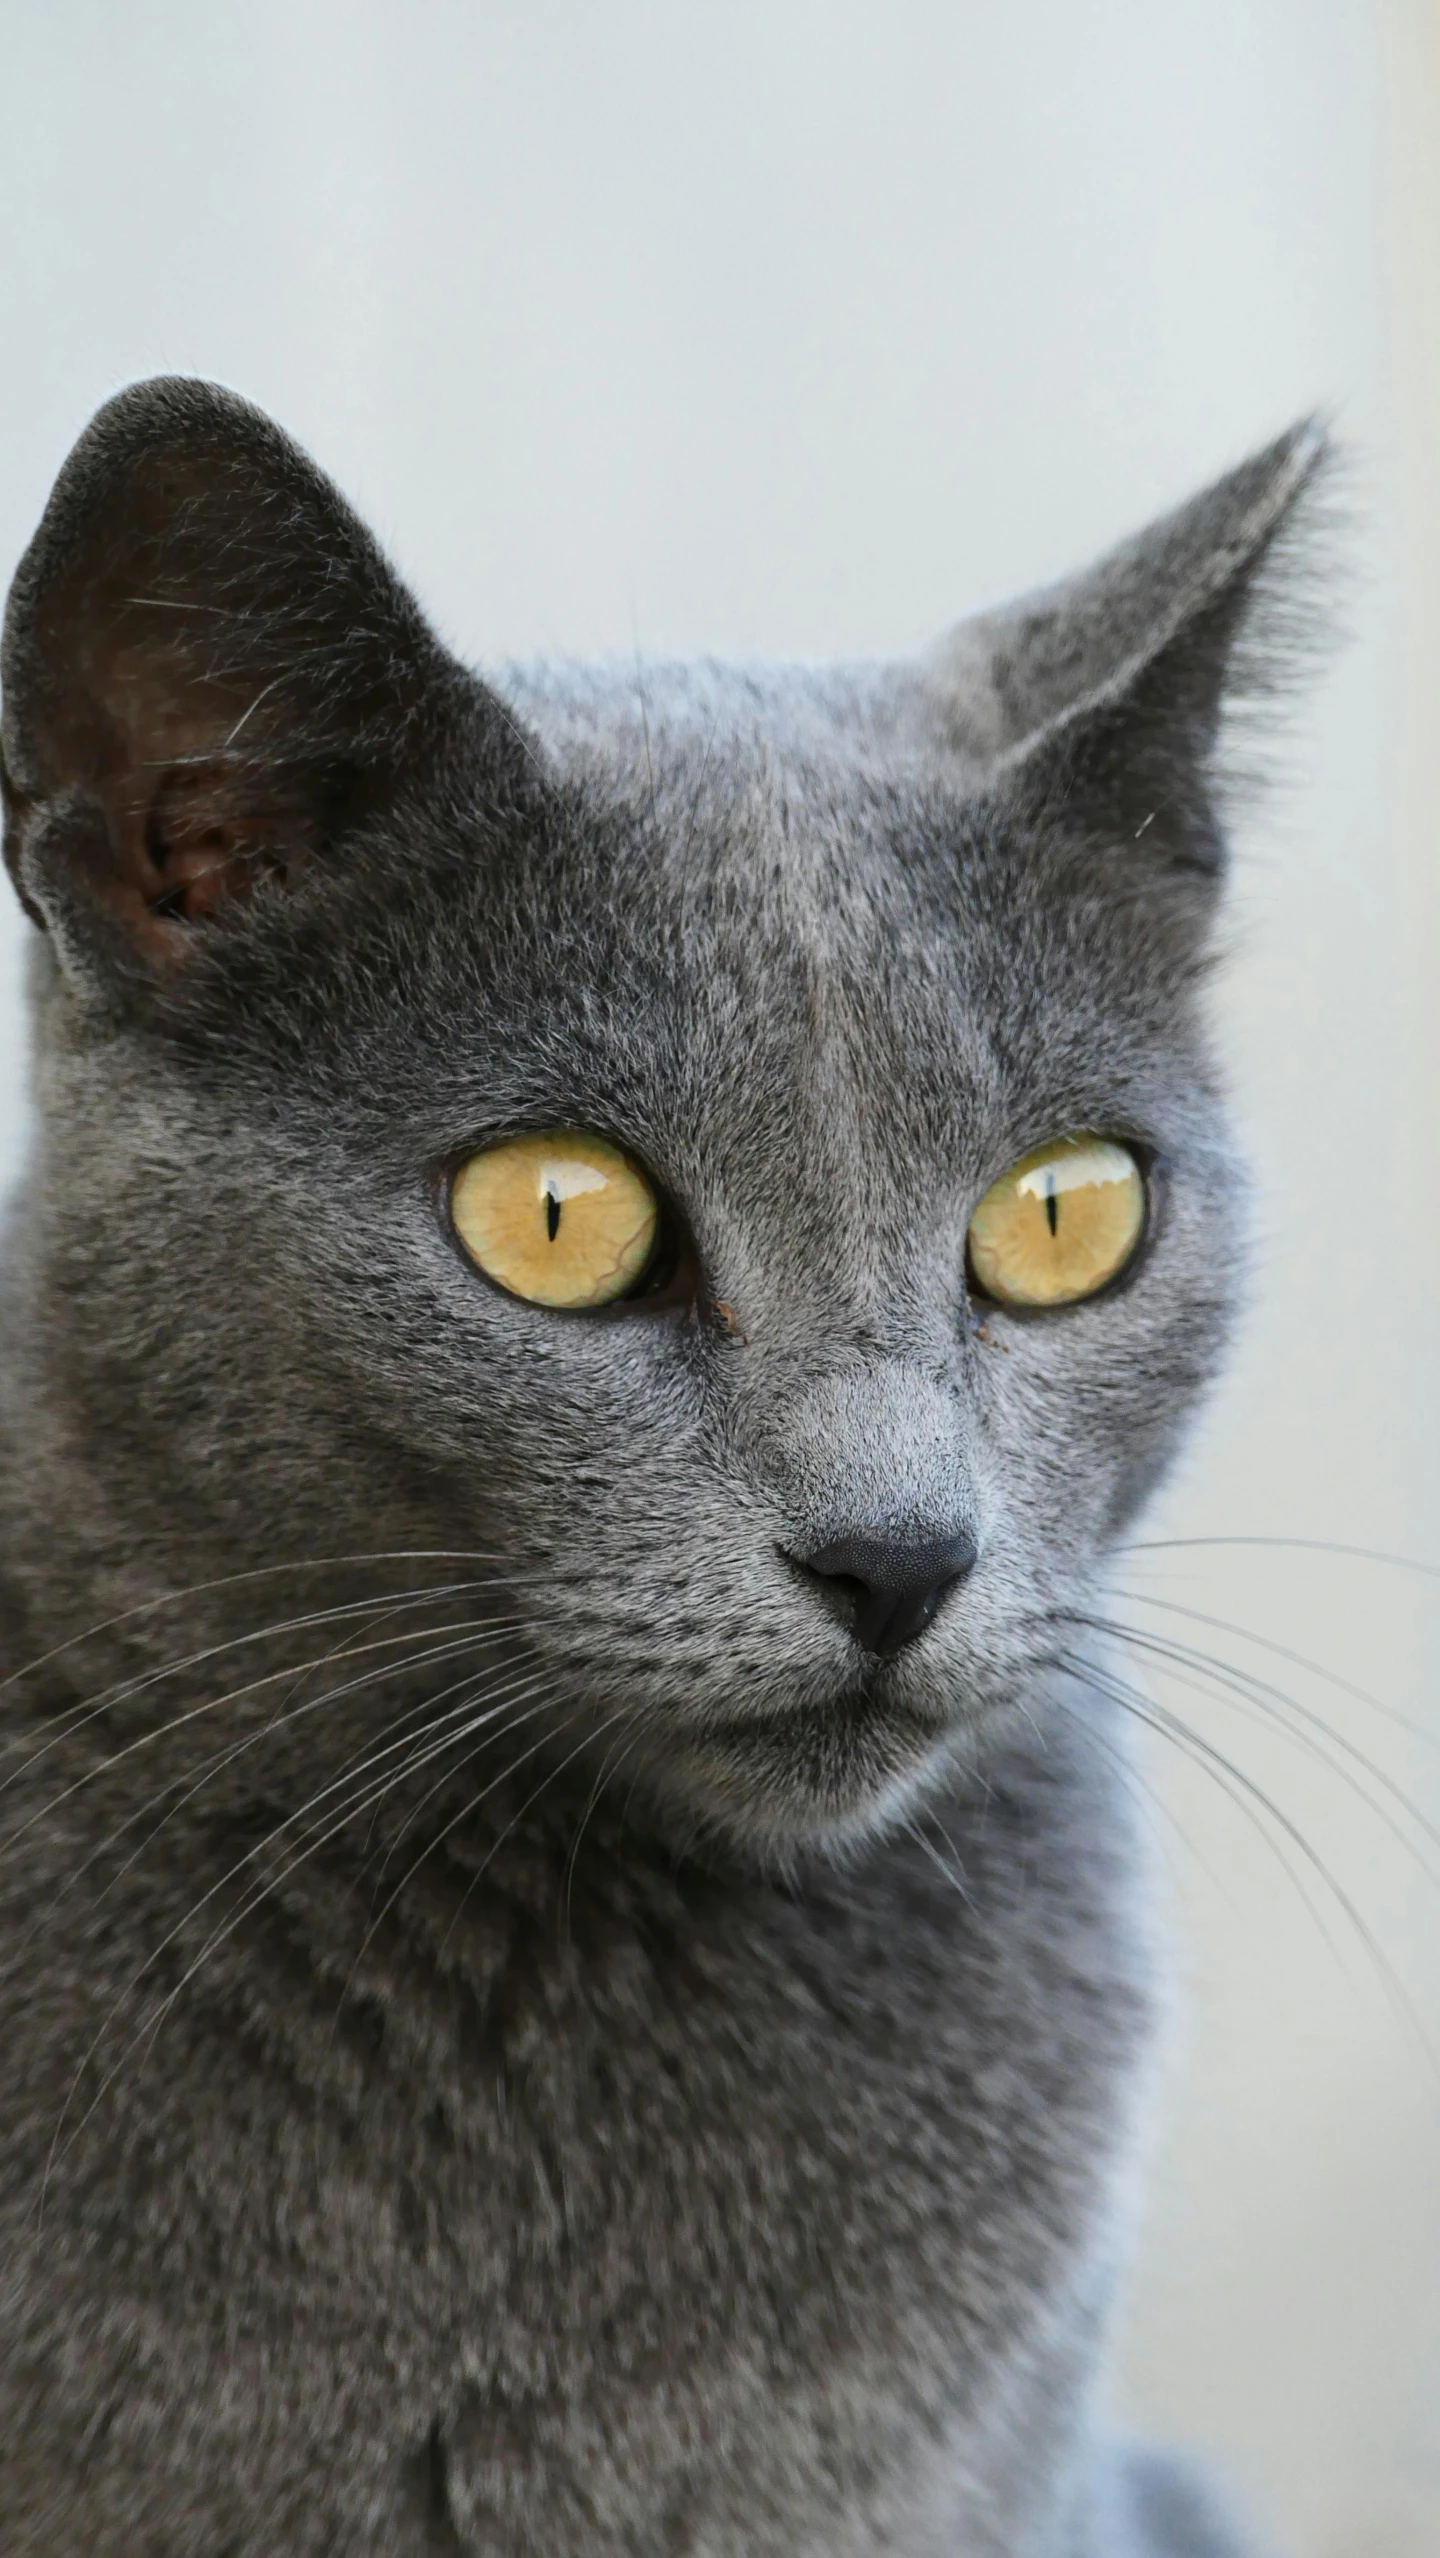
(794, 1531), (979, 1658)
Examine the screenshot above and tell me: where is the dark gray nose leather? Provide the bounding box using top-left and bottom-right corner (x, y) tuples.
(797, 1531), (979, 1656)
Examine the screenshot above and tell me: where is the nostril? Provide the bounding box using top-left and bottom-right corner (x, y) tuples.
(793, 1530), (978, 1659)
(806, 1532), (979, 1591)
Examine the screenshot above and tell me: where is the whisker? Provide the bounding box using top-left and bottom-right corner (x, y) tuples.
(0, 1547), (521, 1719)
(1125, 1534), (1440, 1583)
(0, 1583), (422, 1783)
(1071, 1611), (1440, 1886)
(35, 1665), (560, 2216)
(0, 1569), (545, 1798)
(337, 1689), (596, 1989)
(561, 1712), (646, 1940)
(435, 1700), (639, 1963)
(356, 1668), (560, 1895)
(1052, 1647), (1440, 2073)
(314, 1673), (574, 2059)
(904, 1813), (974, 1908)
(28, 1659), (543, 2097)
(35, 1619), (535, 1946)
(1044, 1688), (1242, 1914)
(1108, 1584), (1440, 1749)
(0, 1601), (533, 1874)
(175, 1659), (556, 1951)
(1052, 1649), (1350, 1960)
(145, 1673), (565, 2055)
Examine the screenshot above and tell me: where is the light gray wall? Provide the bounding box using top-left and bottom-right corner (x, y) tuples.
(1, 5), (1435, 2550)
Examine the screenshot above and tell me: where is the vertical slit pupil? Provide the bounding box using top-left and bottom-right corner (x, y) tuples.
(1044, 1173), (1059, 1238)
(545, 1187), (561, 1242)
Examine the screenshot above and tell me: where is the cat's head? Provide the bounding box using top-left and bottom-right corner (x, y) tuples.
(0, 381), (1324, 1859)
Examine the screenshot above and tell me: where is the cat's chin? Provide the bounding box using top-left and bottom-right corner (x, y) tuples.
(638, 1694), (969, 1864)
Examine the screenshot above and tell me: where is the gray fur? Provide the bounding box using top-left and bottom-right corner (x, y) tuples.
(0, 381), (1320, 2553)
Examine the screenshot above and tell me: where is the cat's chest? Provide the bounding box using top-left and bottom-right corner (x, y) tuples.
(1, 1738), (1148, 2554)
(217, 1778), (1145, 2352)
(242, 1800), (1144, 2551)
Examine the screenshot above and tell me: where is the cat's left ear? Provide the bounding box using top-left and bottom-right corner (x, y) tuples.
(928, 420), (1331, 890)
(0, 377), (521, 992)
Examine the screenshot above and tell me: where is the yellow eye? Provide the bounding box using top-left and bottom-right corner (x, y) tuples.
(967, 1136), (1146, 1309)
(451, 1131), (660, 1309)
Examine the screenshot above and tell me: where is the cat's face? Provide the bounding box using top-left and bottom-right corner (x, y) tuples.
(0, 383), (1320, 1856)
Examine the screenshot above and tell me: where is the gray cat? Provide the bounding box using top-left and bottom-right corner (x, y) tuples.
(0, 379), (1323, 2555)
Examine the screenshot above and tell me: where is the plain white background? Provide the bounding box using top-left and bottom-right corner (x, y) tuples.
(1, 6), (1437, 2550)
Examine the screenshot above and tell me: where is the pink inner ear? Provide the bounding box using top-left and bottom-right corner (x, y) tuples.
(143, 764), (306, 922)
(66, 759), (316, 968)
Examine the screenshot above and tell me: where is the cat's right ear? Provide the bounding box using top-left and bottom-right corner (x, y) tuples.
(0, 377), (524, 1000)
